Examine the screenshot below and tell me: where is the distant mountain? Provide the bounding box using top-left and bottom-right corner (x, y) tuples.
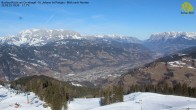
(0, 29), (141, 46)
(105, 46), (196, 91)
(0, 30), (153, 85)
(0, 29), (82, 46)
(87, 34), (142, 44)
(144, 32), (196, 54)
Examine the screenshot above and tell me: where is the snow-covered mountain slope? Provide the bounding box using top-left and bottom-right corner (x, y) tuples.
(0, 29), (82, 46)
(0, 29), (141, 46)
(0, 85), (51, 110)
(68, 92), (196, 110)
(144, 32), (196, 54)
(148, 32), (196, 41)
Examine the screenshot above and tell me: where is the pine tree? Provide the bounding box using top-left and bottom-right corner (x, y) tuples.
(111, 86), (123, 103)
(182, 83), (189, 96)
(192, 59), (195, 67)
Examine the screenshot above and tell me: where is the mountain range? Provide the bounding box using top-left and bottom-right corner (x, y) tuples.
(1, 30), (196, 55)
(0, 29), (141, 46)
(0, 29), (196, 86)
(0, 29), (154, 86)
(144, 32), (196, 54)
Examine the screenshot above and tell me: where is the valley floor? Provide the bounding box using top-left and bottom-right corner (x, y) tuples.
(1, 85), (196, 110)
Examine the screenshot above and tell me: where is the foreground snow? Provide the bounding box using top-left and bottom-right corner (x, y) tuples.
(0, 85), (51, 110)
(1, 84), (196, 110)
(68, 92), (196, 110)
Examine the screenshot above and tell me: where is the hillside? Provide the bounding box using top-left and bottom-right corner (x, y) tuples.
(105, 46), (196, 92)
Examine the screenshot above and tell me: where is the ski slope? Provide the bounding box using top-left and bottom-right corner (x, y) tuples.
(0, 85), (51, 110)
(1, 84), (196, 110)
(68, 92), (196, 110)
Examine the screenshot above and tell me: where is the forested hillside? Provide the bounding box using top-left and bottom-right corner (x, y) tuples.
(10, 75), (99, 110)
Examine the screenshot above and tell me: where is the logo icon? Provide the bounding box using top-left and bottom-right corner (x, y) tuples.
(181, 2), (194, 14)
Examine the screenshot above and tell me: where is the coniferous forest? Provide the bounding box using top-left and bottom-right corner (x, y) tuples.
(126, 83), (196, 98)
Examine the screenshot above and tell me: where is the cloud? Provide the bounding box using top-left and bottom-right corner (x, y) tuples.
(45, 14), (55, 24)
(91, 14), (105, 20)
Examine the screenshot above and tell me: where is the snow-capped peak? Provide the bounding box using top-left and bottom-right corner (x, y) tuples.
(149, 32), (196, 41)
(88, 34), (141, 43)
(94, 34), (125, 38)
(0, 29), (141, 46)
(0, 29), (82, 46)
(93, 34), (140, 40)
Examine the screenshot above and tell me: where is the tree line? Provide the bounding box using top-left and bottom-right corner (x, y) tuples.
(100, 82), (196, 106)
(100, 86), (124, 105)
(127, 83), (196, 98)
